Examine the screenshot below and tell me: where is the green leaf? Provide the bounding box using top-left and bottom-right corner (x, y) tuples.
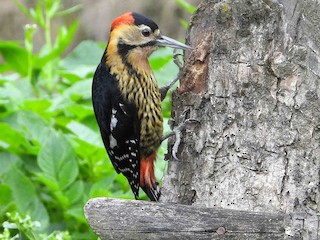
(0, 63), (13, 73)
(0, 184), (12, 214)
(0, 41), (28, 76)
(35, 172), (58, 190)
(47, 0), (60, 18)
(37, 130), (78, 191)
(59, 41), (103, 78)
(49, 79), (92, 112)
(162, 95), (173, 118)
(34, 3), (45, 27)
(21, 99), (52, 117)
(69, 138), (105, 169)
(150, 47), (174, 70)
(3, 166), (49, 230)
(56, 5), (82, 17)
(62, 78), (92, 100)
(0, 77), (35, 109)
(58, 71), (82, 83)
(3, 167), (36, 210)
(0, 184), (12, 203)
(67, 120), (101, 146)
(58, 155), (78, 191)
(175, 0), (196, 13)
(154, 58), (179, 87)
(0, 123), (28, 153)
(65, 206), (86, 223)
(53, 190), (69, 207)
(27, 3), (45, 28)
(65, 104), (93, 120)
(64, 180), (84, 205)
(0, 152), (20, 177)
(180, 19), (189, 29)
(16, 111), (49, 143)
(59, 65), (95, 80)
(13, 0), (30, 17)
(35, 22), (79, 69)
(54, 22), (78, 51)
(89, 175), (117, 198)
(5, 111), (50, 149)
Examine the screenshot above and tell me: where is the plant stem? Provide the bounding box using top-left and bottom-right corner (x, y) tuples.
(44, 7), (54, 93)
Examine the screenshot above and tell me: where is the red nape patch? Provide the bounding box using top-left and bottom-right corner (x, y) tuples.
(111, 12), (135, 31)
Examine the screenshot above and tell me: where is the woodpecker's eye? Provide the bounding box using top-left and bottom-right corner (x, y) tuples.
(141, 28), (151, 37)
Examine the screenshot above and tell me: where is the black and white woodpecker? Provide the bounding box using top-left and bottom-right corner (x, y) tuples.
(92, 12), (191, 201)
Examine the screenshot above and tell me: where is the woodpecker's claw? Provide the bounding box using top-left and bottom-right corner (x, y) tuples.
(173, 49), (184, 70)
(171, 128), (181, 161)
(162, 119), (200, 161)
(159, 76), (179, 101)
(159, 49), (186, 101)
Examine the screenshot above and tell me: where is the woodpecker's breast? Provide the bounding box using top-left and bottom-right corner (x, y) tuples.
(117, 70), (163, 157)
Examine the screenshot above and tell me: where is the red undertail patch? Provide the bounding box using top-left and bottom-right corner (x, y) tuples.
(140, 151), (157, 188)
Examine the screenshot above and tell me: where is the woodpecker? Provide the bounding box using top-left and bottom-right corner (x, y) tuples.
(92, 12), (191, 201)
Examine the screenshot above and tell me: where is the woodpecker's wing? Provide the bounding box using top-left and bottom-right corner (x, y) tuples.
(92, 60), (141, 199)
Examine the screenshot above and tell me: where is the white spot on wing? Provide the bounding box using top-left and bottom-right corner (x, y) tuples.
(115, 154), (130, 161)
(119, 103), (128, 115)
(109, 134), (117, 149)
(110, 108), (118, 131)
(117, 167), (133, 173)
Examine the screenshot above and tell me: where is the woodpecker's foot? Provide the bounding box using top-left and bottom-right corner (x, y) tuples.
(159, 49), (185, 101)
(159, 76), (179, 101)
(162, 119), (200, 161)
(172, 49), (184, 71)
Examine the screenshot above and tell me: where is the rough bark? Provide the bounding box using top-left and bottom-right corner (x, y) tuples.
(161, 0), (320, 239)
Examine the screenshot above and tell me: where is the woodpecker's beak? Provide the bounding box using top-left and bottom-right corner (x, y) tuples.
(156, 35), (192, 50)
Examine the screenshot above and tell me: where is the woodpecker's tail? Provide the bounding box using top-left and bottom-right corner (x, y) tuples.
(141, 181), (161, 201)
(140, 152), (161, 201)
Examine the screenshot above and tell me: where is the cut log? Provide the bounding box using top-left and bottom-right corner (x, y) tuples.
(84, 198), (287, 240)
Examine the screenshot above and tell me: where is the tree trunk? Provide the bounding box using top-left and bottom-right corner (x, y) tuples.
(161, 0), (320, 238)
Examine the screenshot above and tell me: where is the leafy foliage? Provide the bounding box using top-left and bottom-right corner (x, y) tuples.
(0, 0), (184, 239)
(175, 0), (197, 28)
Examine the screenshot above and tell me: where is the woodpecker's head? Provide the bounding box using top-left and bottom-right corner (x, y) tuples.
(106, 12), (191, 72)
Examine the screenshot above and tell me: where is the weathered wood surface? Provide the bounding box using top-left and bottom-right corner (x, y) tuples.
(85, 198), (287, 240)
